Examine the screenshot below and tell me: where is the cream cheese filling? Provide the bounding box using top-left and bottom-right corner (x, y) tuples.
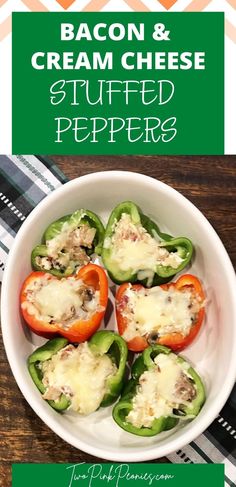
(41, 342), (117, 414)
(126, 353), (195, 428)
(21, 275), (100, 326)
(120, 285), (202, 342)
(107, 213), (183, 274)
(44, 216), (96, 270)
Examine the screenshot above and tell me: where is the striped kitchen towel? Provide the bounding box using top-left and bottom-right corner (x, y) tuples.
(0, 154), (67, 281)
(0, 154), (235, 486)
(168, 388), (236, 486)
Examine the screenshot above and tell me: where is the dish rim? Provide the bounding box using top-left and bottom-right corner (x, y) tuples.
(1, 170), (236, 461)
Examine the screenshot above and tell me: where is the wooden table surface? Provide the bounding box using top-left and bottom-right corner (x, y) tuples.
(1, 155), (236, 486)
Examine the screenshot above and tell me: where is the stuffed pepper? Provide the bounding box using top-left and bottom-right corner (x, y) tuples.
(28, 330), (128, 413)
(116, 274), (205, 352)
(113, 344), (205, 436)
(32, 209), (105, 277)
(102, 201), (193, 286)
(20, 263), (108, 342)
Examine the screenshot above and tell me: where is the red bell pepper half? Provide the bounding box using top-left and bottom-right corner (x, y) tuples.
(20, 263), (108, 342)
(116, 274), (205, 352)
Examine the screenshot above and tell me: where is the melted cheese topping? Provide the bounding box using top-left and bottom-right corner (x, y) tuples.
(34, 280), (83, 322)
(47, 220), (76, 259)
(22, 275), (100, 325)
(120, 285), (201, 341)
(108, 213), (183, 274)
(42, 342), (117, 414)
(46, 213), (95, 264)
(126, 353), (193, 428)
(113, 240), (160, 272)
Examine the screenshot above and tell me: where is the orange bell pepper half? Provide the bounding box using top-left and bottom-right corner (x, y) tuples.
(116, 274), (205, 352)
(20, 263), (108, 342)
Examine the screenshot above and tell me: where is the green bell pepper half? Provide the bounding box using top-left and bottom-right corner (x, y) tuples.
(28, 331), (128, 413)
(28, 337), (71, 411)
(31, 209), (105, 277)
(43, 210), (104, 255)
(89, 330), (128, 406)
(112, 344), (205, 436)
(31, 244), (75, 277)
(102, 201), (193, 286)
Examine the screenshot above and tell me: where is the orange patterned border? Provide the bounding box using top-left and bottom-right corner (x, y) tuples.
(226, 18), (236, 41)
(21, 0), (48, 10)
(184, 0), (212, 11)
(21, 0), (48, 12)
(83, 0), (110, 12)
(227, 0), (236, 9)
(0, 0), (236, 42)
(0, 14), (11, 41)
